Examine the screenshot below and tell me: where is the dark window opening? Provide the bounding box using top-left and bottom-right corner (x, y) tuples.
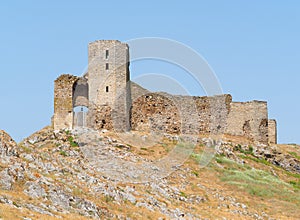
(105, 50), (109, 59)
(106, 63), (109, 70)
(101, 119), (106, 128)
(106, 86), (109, 92)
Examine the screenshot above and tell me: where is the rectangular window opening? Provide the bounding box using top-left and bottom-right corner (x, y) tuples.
(105, 50), (109, 59)
(106, 86), (109, 92)
(106, 63), (109, 70)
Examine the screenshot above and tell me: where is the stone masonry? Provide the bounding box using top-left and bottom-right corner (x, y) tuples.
(88, 40), (130, 131)
(53, 40), (277, 145)
(268, 119), (277, 145)
(226, 101), (269, 144)
(53, 74), (78, 130)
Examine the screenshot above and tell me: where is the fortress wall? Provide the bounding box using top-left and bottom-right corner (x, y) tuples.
(131, 87), (232, 136)
(131, 93), (181, 134)
(268, 119), (277, 145)
(195, 94), (232, 135)
(226, 101), (268, 145)
(87, 104), (113, 131)
(53, 74), (78, 130)
(169, 94), (231, 135)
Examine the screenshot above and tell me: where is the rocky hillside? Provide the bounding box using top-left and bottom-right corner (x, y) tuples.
(0, 127), (300, 219)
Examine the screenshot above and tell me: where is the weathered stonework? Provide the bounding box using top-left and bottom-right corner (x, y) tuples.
(131, 93), (181, 134)
(131, 92), (232, 136)
(88, 104), (113, 130)
(53, 74), (78, 130)
(225, 101), (269, 144)
(53, 40), (277, 145)
(268, 119), (277, 145)
(88, 40), (130, 132)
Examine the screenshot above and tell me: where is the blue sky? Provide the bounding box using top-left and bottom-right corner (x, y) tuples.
(0, 1), (299, 143)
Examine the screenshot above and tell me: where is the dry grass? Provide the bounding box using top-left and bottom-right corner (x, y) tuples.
(1, 131), (300, 219)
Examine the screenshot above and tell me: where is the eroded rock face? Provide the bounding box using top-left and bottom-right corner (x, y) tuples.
(0, 130), (18, 161)
(0, 169), (14, 190)
(0, 130), (20, 190)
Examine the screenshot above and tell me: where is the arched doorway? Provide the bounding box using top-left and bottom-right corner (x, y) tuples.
(73, 106), (89, 127)
(73, 78), (89, 128)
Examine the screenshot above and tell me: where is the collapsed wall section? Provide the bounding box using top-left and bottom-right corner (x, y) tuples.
(226, 101), (269, 145)
(53, 74), (78, 130)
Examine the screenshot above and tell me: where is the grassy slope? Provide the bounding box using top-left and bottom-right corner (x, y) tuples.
(0, 130), (300, 219)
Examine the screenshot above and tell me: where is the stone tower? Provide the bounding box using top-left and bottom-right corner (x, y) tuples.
(88, 40), (131, 131)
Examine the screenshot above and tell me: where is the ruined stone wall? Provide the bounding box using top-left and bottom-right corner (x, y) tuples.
(131, 93), (181, 134)
(166, 94), (232, 135)
(53, 74), (78, 130)
(87, 104), (113, 130)
(268, 119), (277, 145)
(131, 85), (232, 136)
(130, 81), (273, 144)
(226, 101), (269, 145)
(193, 94), (232, 135)
(88, 40), (130, 131)
(131, 86), (270, 145)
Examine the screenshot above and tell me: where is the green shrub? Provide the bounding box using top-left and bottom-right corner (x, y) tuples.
(234, 144), (254, 155)
(191, 153), (202, 163)
(240, 155), (271, 166)
(289, 180), (300, 190)
(59, 150), (67, 156)
(286, 172), (300, 179)
(288, 152), (300, 160)
(192, 170), (199, 177)
(180, 191), (187, 198)
(68, 136), (79, 147)
(215, 156), (236, 165)
(104, 195), (115, 203)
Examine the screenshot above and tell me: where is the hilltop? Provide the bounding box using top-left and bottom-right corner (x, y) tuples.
(0, 127), (300, 219)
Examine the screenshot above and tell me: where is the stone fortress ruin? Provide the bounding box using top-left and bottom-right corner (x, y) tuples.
(53, 40), (277, 145)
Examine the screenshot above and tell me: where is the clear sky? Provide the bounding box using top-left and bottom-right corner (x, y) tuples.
(0, 1), (299, 143)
